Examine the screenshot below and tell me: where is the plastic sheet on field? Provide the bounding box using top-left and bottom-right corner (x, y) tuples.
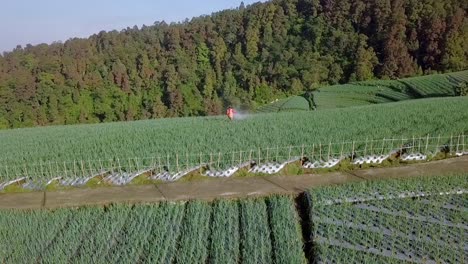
(455, 151), (468, 157)
(151, 164), (205, 181)
(352, 154), (390, 165)
(203, 161), (252, 178)
(249, 157), (300, 174)
(401, 153), (427, 161)
(0, 177), (27, 191)
(303, 157), (343, 169)
(104, 169), (151, 185)
(60, 170), (109, 187)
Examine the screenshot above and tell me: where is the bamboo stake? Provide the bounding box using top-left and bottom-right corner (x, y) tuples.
(73, 160), (77, 177)
(166, 154), (170, 172)
(276, 146), (279, 162)
(319, 143), (322, 161)
(288, 146), (291, 161)
(40, 160), (44, 179)
(63, 161), (67, 178)
(456, 134), (460, 153)
(258, 148), (261, 164)
(450, 134), (453, 154)
(176, 153), (179, 172)
(380, 138), (385, 156)
(327, 141), (331, 160)
(117, 158), (122, 174)
(425, 134), (429, 154)
(364, 138), (368, 156)
(199, 152), (203, 173)
(400, 137), (404, 156)
(312, 143), (315, 160)
(217, 152), (221, 169)
(417, 137), (421, 153)
(80, 160), (85, 178)
(158, 156), (162, 173)
(436, 135), (440, 153)
(340, 140), (344, 158)
(56, 161), (60, 178)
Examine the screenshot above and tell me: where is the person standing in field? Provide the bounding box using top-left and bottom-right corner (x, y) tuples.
(226, 107), (236, 121)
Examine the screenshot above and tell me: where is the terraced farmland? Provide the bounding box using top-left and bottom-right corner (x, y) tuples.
(313, 70), (468, 109)
(0, 174), (466, 263)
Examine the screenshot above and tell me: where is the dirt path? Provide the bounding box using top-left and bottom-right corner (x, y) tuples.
(0, 156), (467, 210)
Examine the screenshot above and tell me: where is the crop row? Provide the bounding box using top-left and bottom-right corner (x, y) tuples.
(0, 196), (306, 264)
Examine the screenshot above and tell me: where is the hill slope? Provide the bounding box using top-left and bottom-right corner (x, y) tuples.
(0, 0), (467, 129)
(312, 70), (468, 109)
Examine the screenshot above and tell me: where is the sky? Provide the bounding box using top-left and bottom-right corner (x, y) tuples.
(0, 0), (264, 52)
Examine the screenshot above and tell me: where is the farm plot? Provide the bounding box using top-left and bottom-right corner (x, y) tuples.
(0, 97), (467, 184)
(0, 196), (310, 263)
(313, 70), (468, 110)
(308, 174), (468, 263)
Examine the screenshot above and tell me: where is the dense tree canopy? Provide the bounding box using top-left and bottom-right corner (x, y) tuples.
(0, 0), (467, 128)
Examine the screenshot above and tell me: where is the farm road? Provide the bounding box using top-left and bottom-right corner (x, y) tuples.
(0, 156), (467, 210)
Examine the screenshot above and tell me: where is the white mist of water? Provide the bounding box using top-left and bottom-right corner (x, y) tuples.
(233, 109), (251, 121)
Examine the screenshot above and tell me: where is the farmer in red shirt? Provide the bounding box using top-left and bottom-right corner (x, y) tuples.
(226, 107), (236, 121)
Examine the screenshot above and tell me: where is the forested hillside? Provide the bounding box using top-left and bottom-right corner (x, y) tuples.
(0, 0), (466, 128)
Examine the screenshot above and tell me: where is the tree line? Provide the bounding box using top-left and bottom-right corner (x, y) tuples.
(0, 0), (466, 128)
